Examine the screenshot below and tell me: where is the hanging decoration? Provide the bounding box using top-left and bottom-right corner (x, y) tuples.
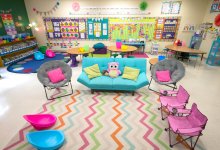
(139, 1), (148, 11)
(0, 9), (12, 14)
(32, 0), (60, 16)
(72, 1), (80, 12)
(69, 7), (151, 15)
(161, 1), (182, 14)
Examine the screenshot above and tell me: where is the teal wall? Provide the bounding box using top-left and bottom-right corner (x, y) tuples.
(0, 0), (32, 36)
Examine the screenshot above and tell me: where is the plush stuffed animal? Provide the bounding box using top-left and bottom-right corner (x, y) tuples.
(108, 62), (121, 78)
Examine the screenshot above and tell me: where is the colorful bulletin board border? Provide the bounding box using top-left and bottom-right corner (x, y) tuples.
(109, 17), (156, 41)
(154, 17), (181, 41)
(87, 18), (108, 40)
(161, 1), (182, 14)
(43, 17), (87, 40)
(0, 14), (17, 35)
(210, 0), (220, 12)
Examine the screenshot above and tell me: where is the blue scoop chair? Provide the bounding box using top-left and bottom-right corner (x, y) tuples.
(26, 130), (65, 150)
(34, 51), (45, 60)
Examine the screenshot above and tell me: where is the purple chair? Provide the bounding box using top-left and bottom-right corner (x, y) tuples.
(166, 103), (208, 149)
(46, 49), (56, 58)
(159, 85), (190, 120)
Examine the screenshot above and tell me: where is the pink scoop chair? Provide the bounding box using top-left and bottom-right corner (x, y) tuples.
(23, 114), (57, 130)
(159, 85), (190, 120)
(166, 103), (208, 149)
(45, 49), (56, 58)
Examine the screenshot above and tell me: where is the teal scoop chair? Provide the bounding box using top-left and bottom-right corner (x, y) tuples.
(34, 51), (44, 60)
(26, 130), (65, 150)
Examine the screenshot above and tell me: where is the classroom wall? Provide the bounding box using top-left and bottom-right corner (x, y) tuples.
(200, 0), (219, 57)
(24, 0), (209, 52)
(0, 0), (32, 36)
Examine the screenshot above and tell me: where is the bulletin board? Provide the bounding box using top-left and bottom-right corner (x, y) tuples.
(87, 18), (108, 40)
(0, 14), (17, 35)
(109, 17), (156, 41)
(210, 0), (220, 12)
(43, 17), (87, 40)
(154, 17), (181, 41)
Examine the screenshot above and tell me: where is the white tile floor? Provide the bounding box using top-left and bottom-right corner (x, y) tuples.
(0, 57), (220, 149)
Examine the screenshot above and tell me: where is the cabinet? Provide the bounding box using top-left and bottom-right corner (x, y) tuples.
(206, 38), (220, 66)
(0, 37), (37, 67)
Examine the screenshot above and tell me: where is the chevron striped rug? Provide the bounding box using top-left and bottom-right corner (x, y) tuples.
(3, 89), (206, 150)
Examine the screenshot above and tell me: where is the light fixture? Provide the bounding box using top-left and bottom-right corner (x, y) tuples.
(28, 22), (39, 31)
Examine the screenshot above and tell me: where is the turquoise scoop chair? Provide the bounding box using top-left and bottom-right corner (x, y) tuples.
(26, 130), (65, 150)
(34, 51), (44, 60)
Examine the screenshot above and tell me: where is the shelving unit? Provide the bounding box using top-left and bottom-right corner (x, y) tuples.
(0, 37), (37, 67)
(206, 38), (220, 66)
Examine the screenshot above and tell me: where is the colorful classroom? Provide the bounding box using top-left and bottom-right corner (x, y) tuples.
(0, 0), (219, 149)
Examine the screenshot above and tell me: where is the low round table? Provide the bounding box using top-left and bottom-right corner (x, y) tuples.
(66, 47), (94, 67)
(149, 58), (158, 70)
(107, 46), (137, 56)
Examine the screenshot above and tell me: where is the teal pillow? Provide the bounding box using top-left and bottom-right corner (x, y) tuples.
(93, 43), (105, 49)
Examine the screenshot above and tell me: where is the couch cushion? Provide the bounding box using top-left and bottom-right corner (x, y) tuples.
(122, 66), (140, 81)
(113, 73), (148, 90)
(84, 64), (102, 79)
(89, 76), (113, 89)
(82, 58), (114, 72)
(115, 58), (146, 74)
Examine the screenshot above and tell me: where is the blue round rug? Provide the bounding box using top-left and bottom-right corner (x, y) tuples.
(7, 52), (70, 74)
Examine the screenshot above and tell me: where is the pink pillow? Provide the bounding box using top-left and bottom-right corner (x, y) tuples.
(156, 70), (171, 82)
(47, 68), (66, 83)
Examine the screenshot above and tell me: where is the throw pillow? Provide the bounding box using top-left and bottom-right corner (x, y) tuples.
(84, 64), (102, 79)
(93, 43), (105, 49)
(156, 70), (171, 82)
(122, 66), (140, 81)
(47, 68), (66, 83)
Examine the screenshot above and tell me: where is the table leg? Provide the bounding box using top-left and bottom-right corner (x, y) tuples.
(201, 54), (204, 61)
(70, 54), (78, 67)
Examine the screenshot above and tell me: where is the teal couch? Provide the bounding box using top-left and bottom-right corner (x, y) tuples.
(77, 58), (149, 95)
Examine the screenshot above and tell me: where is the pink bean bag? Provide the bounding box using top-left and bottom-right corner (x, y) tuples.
(46, 49), (56, 58)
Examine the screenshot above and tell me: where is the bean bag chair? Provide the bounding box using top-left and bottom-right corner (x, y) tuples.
(34, 51), (44, 60)
(45, 49), (56, 58)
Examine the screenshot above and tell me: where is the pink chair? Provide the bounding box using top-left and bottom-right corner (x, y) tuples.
(23, 114), (57, 130)
(159, 85), (190, 120)
(46, 49), (56, 58)
(166, 103), (208, 149)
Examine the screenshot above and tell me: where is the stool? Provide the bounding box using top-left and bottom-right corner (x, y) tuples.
(163, 48), (169, 57)
(111, 53), (118, 58)
(120, 52), (126, 58)
(127, 55), (135, 58)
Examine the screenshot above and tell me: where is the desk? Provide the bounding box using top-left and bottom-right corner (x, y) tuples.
(122, 41), (145, 53)
(67, 47), (94, 67)
(107, 46), (137, 56)
(165, 45), (206, 61)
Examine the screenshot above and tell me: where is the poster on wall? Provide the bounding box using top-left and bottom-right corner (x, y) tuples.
(87, 18), (108, 40)
(1, 14), (17, 35)
(109, 17), (156, 41)
(161, 1), (182, 14)
(154, 17), (181, 41)
(210, 0), (220, 12)
(44, 17), (87, 40)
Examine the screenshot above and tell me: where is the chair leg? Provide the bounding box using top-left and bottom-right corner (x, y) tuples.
(192, 135), (201, 149)
(168, 124), (173, 148)
(44, 81), (73, 100)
